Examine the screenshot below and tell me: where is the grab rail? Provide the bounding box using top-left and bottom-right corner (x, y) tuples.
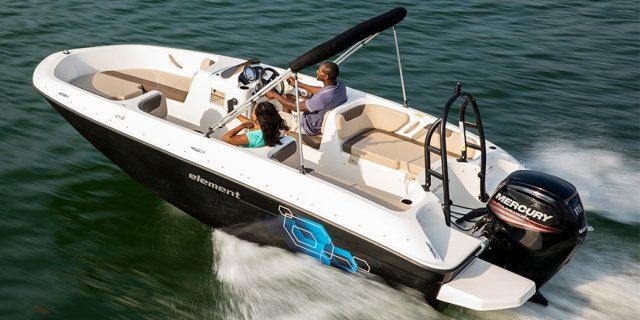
(422, 83), (488, 226)
(457, 87), (489, 202)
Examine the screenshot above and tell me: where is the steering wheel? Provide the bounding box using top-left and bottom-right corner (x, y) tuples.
(259, 67), (284, 95)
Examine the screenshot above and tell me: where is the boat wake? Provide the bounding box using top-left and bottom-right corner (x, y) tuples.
(211, 221), (640, 319)
(524, 142), (639, 225)
(210, 230), (445, 320)
(465, 230), (640, 319)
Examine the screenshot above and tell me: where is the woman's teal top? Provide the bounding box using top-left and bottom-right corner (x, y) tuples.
(243, 129), (265, 148)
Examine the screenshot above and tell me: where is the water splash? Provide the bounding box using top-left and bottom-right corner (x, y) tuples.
(467, 230), (640, 320)
(210, 223), (638, 319)
(523, 143), (640, 225)
(211, 230), (446, 320)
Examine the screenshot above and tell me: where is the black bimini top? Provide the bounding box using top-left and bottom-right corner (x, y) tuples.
(289, 7), (407, 73)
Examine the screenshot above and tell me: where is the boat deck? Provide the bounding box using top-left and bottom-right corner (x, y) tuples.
(310, 170), (412, 211)
(68, 65), (483, 215)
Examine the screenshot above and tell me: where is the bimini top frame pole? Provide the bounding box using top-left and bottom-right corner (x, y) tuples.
(292, 74), (306, 174)
(392, 26), (408, 107)
(334, 32), (380, 65)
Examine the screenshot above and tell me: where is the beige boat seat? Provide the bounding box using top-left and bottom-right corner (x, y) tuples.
(71, 72), (144, 100)
(284, 109), (332, 149)
(337, 104), (475, 178)
(336, 104), (410, 140)
(412, 124), (476, 159)
(337, 104), (415, 171)
(103, 69), (192, 102)
(343, 129), (425, 172)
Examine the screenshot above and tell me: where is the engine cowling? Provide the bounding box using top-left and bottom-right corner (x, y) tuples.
(481, 170), (588, 292)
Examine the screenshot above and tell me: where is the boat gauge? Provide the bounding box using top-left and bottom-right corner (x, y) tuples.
(242, 65), (257, 82)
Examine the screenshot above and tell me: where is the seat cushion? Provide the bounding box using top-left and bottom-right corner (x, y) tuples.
(285, 131), (322, 149)
(412, 125), (477, 159)
(342, 129), (450, 176)
(335, 104), (410, 140)
(343, 129), (424, 171)
(71, 72), (143, 100)
(103, 69), (191, 102)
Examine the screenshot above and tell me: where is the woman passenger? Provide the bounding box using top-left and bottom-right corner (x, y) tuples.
(223, 101), (289, 148)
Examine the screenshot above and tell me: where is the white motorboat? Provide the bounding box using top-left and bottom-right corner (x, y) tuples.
(33, 7), (588, 311)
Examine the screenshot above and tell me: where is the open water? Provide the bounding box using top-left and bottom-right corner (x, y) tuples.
(1, 0), (639, 319)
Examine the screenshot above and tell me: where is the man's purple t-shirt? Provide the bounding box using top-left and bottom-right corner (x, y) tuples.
(301, 81), (347, 136)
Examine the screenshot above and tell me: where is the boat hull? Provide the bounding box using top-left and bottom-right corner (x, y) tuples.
(42, 95), (473, 305)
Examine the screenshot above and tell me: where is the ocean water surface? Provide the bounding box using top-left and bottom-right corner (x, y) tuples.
(1, 0), (638, 319)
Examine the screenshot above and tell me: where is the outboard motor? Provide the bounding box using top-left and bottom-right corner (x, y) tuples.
(479, 170), (588, 304)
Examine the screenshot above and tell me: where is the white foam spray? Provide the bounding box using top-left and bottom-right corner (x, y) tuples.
(523, 142), (639, 225)
(464, 229), (640, 319)
(211, 230), (447, 320)
(211, 230), (639, 320)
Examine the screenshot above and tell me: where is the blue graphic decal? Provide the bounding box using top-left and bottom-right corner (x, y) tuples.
(277, 206), (367, 273)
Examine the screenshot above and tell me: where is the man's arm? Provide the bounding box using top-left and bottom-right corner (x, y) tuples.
(285, 76), (322, 95)
(291, 77), (322, 95)
(265, 90), (310, 113)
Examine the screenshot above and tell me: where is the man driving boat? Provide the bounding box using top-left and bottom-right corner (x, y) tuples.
(265, 61), (347, 136)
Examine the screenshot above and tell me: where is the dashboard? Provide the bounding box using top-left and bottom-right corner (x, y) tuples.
(238, 64), (311, 98)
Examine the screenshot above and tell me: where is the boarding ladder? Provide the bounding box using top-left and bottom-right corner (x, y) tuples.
(422, 83), (489, 226)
